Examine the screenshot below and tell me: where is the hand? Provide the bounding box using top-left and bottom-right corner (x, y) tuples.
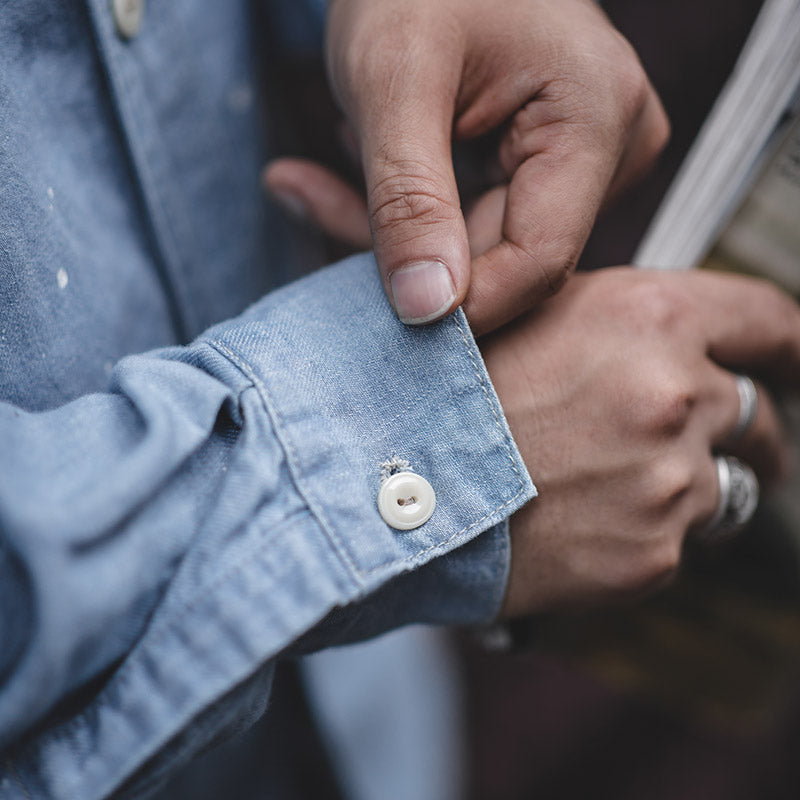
(480, 268), (800, 617)
(289, 0), (667, 333)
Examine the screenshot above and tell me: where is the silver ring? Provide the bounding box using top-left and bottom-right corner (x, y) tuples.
(730, 375), (758, 440)
(702, 455), (759, 541)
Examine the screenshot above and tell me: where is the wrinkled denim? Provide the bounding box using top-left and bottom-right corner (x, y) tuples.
(0, 1), (535, 798)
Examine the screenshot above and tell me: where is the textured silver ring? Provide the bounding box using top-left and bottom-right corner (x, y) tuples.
(702, 455), (759, 541)
(730, 375), (758, 440)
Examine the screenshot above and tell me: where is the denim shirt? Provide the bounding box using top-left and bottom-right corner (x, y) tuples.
(0, 2), (535, 797)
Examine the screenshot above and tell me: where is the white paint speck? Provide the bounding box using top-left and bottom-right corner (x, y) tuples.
(47, 186), (54, 200)
(57, 267), (69, 289)
(227, 84), (253, 113)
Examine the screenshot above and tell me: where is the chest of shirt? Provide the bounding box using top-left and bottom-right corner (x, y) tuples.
(0, 0), (284, 410)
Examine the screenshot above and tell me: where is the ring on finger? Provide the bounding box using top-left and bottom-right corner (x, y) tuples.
(730, 374), (758, 441)
(702, 455), (760, 542)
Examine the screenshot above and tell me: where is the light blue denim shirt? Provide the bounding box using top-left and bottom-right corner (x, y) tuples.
(0, 2), (535, 798)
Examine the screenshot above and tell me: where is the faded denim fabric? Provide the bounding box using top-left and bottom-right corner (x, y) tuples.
(0, 1), (535, 798)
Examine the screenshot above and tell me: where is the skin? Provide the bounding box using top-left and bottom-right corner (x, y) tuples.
(263, 2), (800, 617)
(266, 0), (669, 333)
(482, 268), (798, 616)
(264, 155), (800, 618)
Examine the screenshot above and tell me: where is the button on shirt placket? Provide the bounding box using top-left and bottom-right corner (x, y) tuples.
(111, 0), (144, 40)
(86, 0), (201, 340)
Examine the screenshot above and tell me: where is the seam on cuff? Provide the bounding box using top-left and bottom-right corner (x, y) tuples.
(205, 339), (363, 586)
(452, 313), (528, 494)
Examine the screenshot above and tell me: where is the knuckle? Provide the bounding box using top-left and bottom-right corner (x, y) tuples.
(614, 49), (650, 113)
(587, 39), (671, 161)
(746, 278), (800, 365)
(369, 168), (459, 237)
(536, 248), (576, 297)
(642, 382), (697, 438)
(768, 284), (800, 343)
(508, 235), (579, 300)
(602, 32), (653, 116)
(648, 457), (696, 509)
(619, 279), (689, 330)
(649, 105), (672, 157)
(570, 33), (648, 124)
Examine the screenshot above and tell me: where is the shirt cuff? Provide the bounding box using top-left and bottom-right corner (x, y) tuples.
(206, 251), (534, 631)
(3, 253), (533, 798)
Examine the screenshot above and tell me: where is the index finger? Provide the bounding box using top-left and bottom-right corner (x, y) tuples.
(463, 132), (614, 335)
(689, 271), (800, 386)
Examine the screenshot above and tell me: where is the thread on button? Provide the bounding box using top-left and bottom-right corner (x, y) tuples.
(379, 456), (411, 485)
(397, 496), (418, 506)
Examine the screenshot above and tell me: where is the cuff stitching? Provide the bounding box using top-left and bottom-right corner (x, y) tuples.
(206, 339), (362, 584)
(451, 313), (528, 492)
(410, 486), (527, 563)
(207, 323), (530, 579)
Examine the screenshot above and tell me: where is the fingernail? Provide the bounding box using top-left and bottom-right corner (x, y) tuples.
(271, 189), (308, 221)
(390, 261), (457, 325)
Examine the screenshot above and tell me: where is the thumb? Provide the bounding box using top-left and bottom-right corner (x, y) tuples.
(463, 121), (621, 335)
(367, 149), (470, 324)
(343, 22), (470, 324)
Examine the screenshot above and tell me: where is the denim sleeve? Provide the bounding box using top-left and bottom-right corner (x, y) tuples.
(0, 253), (534, 799)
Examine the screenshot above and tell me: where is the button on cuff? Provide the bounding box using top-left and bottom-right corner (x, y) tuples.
(377, 472), (436, 531)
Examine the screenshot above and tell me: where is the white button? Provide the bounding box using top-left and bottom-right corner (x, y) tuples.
(378, 472), (436, 530)
(112, 0), (145, 40)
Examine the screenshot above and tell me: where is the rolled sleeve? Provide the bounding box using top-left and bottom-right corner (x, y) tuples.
(1, 253), (534, 800)
(209, 252), (532, 600)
